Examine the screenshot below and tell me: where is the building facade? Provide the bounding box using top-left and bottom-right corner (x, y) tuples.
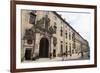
(21, 10), (90, 62)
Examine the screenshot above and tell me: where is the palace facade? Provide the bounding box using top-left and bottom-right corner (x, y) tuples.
(21, 10), (90, 61)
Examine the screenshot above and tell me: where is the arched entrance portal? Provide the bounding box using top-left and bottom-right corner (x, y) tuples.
(39, 38), (49, 58)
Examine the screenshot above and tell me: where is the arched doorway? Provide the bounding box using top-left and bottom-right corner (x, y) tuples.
(39, 38), (49, 58)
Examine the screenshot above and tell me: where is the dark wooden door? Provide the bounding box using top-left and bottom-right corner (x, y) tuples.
(39, 38), (49, 58)
(25, 49), (32, 60)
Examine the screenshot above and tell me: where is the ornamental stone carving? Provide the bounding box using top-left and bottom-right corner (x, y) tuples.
(24, 29), (34, 40)
(36, 17), (45, 28)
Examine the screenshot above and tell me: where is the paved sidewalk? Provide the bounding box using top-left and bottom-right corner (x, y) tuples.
(23, 54), (89, 63)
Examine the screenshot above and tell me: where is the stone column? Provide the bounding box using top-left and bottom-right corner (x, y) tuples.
(33, 33), (40, 58)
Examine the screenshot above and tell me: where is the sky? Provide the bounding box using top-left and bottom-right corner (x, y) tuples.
(57, 11), (91, 46)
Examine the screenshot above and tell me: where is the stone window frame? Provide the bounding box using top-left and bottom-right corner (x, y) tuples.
(29, 11), (36, 24)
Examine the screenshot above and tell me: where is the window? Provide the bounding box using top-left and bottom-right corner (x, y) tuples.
(69, 32), (71, 40)
(72, 32), (75, 41)
(66, 43), (68, 55)
(61, 41), (63, 43)
(61, 44), (63, 56)
(60, 27), (63, 36)
(60, 41), (63, 56)
(66, 43), (68, 50)
(27, 39), (33, 44)
(75, 49), (77, 53)
(29, 12), (36, 24)
(72, 49), (74, 54)
(69, 43), (71, 56)
(65, 31), (67, 39)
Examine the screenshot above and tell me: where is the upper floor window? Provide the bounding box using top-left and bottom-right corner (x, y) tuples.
(69, 32), (71, 40)
(65, 31), (68, 39)
(66, 43), (68, 52)
(61, 41), (63, 43)
(72, 32), (75, 41)
(29, 11), (36, 24)
(60, 27), (63, 36)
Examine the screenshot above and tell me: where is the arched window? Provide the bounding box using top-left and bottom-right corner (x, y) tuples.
(65, 31), (67, 39)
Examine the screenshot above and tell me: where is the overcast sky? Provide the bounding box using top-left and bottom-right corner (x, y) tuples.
(57, 11), (91, 46)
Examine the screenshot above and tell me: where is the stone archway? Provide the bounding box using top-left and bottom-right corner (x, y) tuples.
(39, 38), (49, 58)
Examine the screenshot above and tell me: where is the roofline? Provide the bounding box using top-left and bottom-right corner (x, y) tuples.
(52, 11), (88, 42)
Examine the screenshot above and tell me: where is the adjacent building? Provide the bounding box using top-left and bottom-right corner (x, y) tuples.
(21, 10), (90, 62)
